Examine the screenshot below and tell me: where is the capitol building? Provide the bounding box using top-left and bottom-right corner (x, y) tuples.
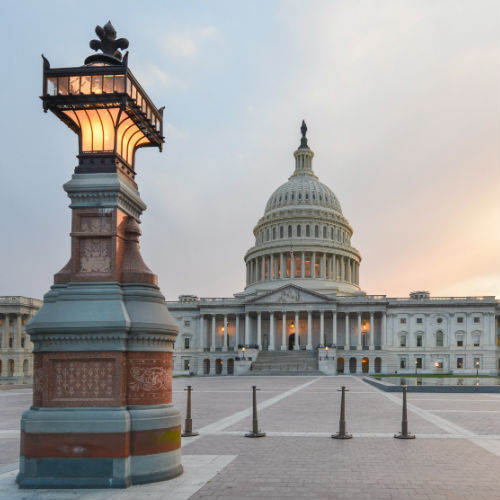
(169, 123), (498, 376)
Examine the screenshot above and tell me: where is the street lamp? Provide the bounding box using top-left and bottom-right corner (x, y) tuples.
(414, 359), (418, 376)
(325, 346), (329, 359)
(475, 360), (480, 383)
(242, 347), (246, 360)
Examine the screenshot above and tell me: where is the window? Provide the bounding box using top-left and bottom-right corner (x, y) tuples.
(436, 331), (444, 347)
(183, 359), (190, 371)
(184, 337), (190, 349)
(416, 318), (423, 324)
(456, 335), (463, 347)
(416, 335), (422, 347)
(435, 361), (443, 369)
(456, 358), (463, 369)
(291, 193), (295, 200)
(266, 229), (270, 241)
(9, 339), (12, 348)
(400, 318), (406, 324)
(298, 193), (302, 200)
(400, 335), (407, 347)
(457, 317), (464, 324)
(184, 320), (190, 327)
(473, 334), (480, 347)
(305, 193), (309, 200)
(306, 225), (310, 237)
(330, 227), (334, 239)
(400, 358), (406, 369)
(474, 317), (480, 324)
(315, 225), (319, 237)
(323, 226), (327, 238)
(21, 337), (25, 348)
(272, 227), (276, 240)
(416, 357), (423, 369)
(280, 226), (284, 238)
(297, 225), (301, 237)
(437, 318), (443, 324)
(288, 225), (292, 237)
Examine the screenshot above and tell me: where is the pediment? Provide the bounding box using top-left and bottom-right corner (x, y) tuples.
(248, 284), (333, 305)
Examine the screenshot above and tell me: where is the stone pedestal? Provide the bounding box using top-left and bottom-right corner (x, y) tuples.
(17, 173), (182, 488)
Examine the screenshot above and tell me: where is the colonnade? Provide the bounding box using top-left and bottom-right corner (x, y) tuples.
(0, 313), (32, 378)
(199, 311), (386, 352)
(246, 252), (359, 286)
(0, 313), (28, 349)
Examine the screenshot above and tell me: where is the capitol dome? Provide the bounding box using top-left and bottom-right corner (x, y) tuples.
(243, 121), (363, 296)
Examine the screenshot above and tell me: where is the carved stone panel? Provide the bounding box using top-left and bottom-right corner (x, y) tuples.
(127, 352), (172, 406)
(37, 352), (125, 407)
(79, 238), (112, 273)
(80, 215), (112, 233)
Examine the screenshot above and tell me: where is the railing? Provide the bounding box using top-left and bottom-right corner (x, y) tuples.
(0, 297), (42, 307)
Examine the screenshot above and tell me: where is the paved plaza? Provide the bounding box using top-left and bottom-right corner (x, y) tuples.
(0, 376), (499, 499)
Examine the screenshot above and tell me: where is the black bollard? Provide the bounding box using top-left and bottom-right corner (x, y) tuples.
(181, 385), (199, 437)
(245, 385), (266, 438)
(394, 385), (415, 439)
(332, 386), (352, 439)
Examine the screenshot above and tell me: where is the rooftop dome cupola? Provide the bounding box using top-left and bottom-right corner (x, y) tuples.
(291, 120), (317, 180)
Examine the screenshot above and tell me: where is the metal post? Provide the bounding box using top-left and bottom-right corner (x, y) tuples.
(245, 385), (266, 438)
(181, 385), (199, 437)
(394, 385), (415, 439)
(332, 386), (352, 439)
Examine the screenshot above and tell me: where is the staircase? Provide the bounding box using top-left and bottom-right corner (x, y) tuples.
(250, 350), (321, 375)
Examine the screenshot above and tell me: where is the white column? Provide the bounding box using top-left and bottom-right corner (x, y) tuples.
(16, 315), (23, 348)
(332, 312), (337, 346)
(281, 312), (287, 350)
(1, 315), (8, 348)
(261, 257), (265, 281)
(382, 312), (387, 346)
(333, 255), (337, 280)
(357, 313), (362, 348)
(341, 258), (345, 281)
(211, 315), (216, 352)
(312, 252), (316, 277)
(269, 312), (275, 351)
(291, 253), (296, 277)
(235, 314), (240, 349)
(345, 313), (350, 348)
(369, 312), (374, 349)
(301, 251), (305, 277)
(307, 311), (312, 350)
(200, 314), (205, 349)
(245, 313), (250, 346)
(320, 311), (325, 346)
(294, 311), (300, 350)
(322, 253), (327, 278)
(280, 253), (284, 278)
(223, 314), (228, 352)
(257, 312), (262, 349)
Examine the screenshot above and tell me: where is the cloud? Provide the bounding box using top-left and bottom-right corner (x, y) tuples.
(161, 25), (219, 60)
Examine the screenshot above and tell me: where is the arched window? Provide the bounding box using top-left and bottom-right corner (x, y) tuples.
(400, 335), (407, 347)
(297, 225), (301, 237)
(280, 226), (284, 238)
(272, 227), (276, 240)
(312, 193), (316, 200)
(266, 229), (270, 241)
(323, 226), (327, 238)
(330, 227), (334, 239)
(305, 193), (309, 200)
(285, 193), (288, 201)
(315, 225), (319, 238)
(298, 193), (302, 200)
(436, 331), (444, 347)
(291, 193), (295, 200)
(306, 225), (310, 237)
(288, 225), (292, 237)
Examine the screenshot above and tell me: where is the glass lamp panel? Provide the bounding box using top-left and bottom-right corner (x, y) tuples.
(69, 76), (80, 94)
(103, 75), (114, 93)
(136, 93), (142, 108)
(114, 75), (125, 93)
(85, 109), (104, 150)
(74, 110), (92, 151)
(122, 123), (142, 163)
(116, 117), (134, 159)
(61, 109), (79, 127)
(91, 75), (102, 94)
(99, 108), (117, 151)
(129, 136), (149, 165)
(57, 76), (69, 95)
(47, 77), (57, 96)
(126, 77), (132, 95)
(80, 75), (91, 94)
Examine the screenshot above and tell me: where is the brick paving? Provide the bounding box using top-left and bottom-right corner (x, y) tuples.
(1, 376), (499, 499)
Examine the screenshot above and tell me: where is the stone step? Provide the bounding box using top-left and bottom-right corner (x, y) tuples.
(251, 350), (319, 375)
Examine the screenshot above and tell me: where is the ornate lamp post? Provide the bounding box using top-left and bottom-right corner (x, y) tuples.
(17, 22), (182, 488)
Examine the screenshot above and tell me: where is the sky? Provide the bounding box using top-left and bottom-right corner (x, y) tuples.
(0, 0), (498, 301)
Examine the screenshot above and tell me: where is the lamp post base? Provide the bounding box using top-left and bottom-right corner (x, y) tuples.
(331, 432), (352, 439)
(245, 431), (266, 438)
